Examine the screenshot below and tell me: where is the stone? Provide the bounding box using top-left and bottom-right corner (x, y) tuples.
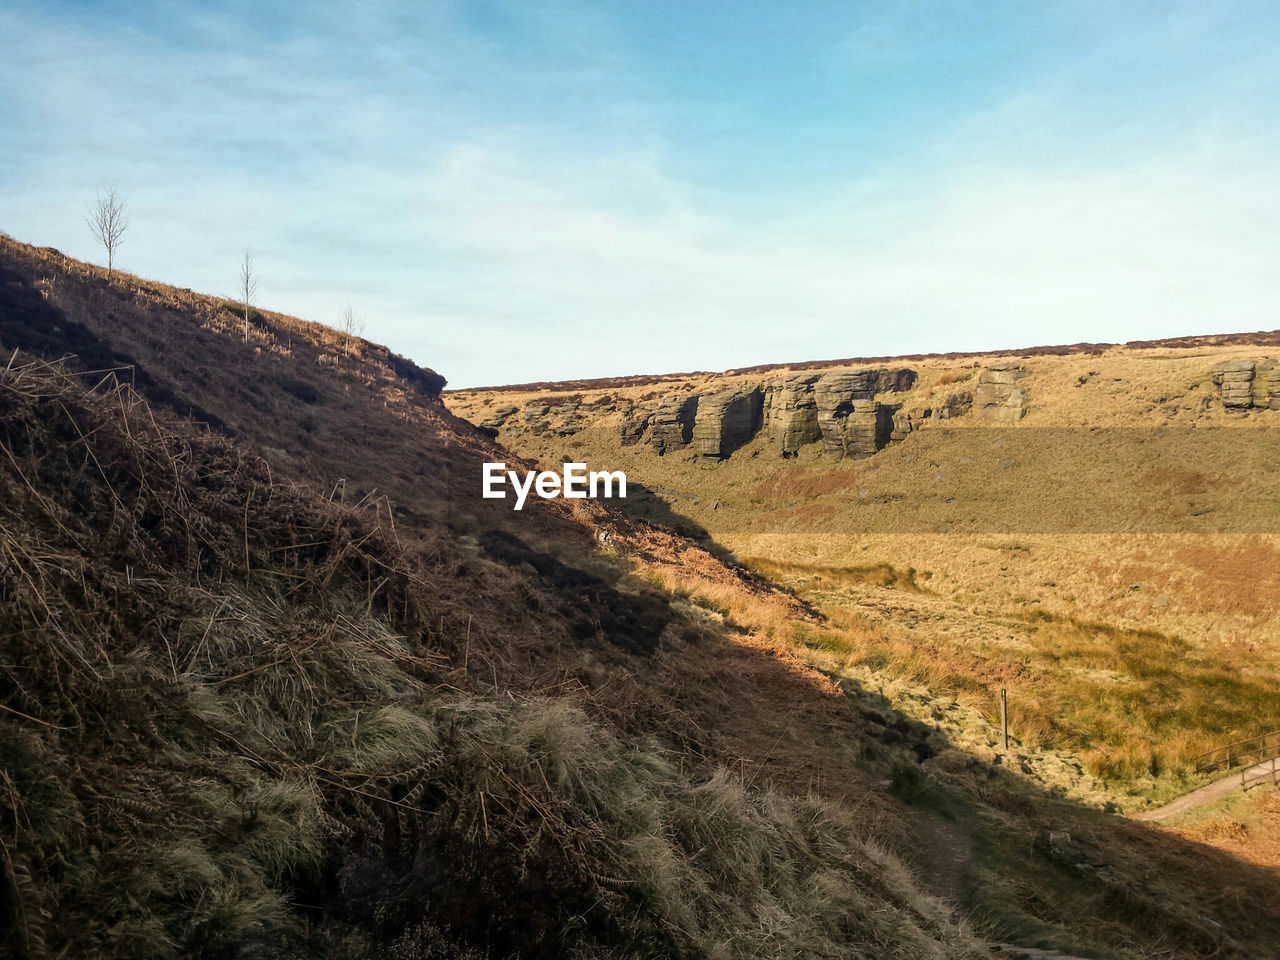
(763, 374), (821, 455)
(649, 395), (699, 455)
(619, 414), (648, 446)
(889, 404), (917, 442)
(842, 399), (886, 458)
(626, 366), (917, 461)
(975, 363), (1030, 422)
(692, 386), (763, 460)
(808, 368), (918, 459)
(478, 403), (519, 431)
(935, 391), (972, 420)
(1210, 359), (1280, 409)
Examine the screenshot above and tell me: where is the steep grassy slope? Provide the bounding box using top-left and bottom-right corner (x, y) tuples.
(0, 362), (983, 959)
(5, 236), (1280, 958)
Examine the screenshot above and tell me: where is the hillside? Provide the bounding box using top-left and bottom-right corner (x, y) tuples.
(447, 339), (1280, 796)
(4, 235), (1280, 958)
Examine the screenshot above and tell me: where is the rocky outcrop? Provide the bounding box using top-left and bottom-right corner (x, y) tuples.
(1211, 359), (1279, 410)
(889, 392), (972, 442)
(974, 363), (1030, 422)
(619, 413), (647, 446)
(610, 366), (918, 460)
(478, 403), (519, 431)
(521, 400), (552, 434)
(888, 390), (973, 442)
(813, 399), (896, 459)
(649, 395), (699, 455)
(811, 370), (915, 459)
(935, 391), (973, 420)
(692, 387), (763, 460)
(763, 374), (821, 456)
(813, 369), (903, 409)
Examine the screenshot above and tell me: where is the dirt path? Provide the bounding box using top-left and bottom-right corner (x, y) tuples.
(1134, 761), (1279, 822)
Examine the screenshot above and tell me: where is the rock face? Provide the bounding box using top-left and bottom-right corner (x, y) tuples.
(612, 367), (917, 461)
(811, 370), (915, 459)
(889, 392), (972, 442)
(1211, 359), (1279, 410)
(602, 366), (924, 461)
(692, 387), (764, 460)
(974, 363), (1030, 422)
(478, 404), (518, 431)
(619, 413), (647, 446)
(826, 399), (894, 459)
(935, 391), (973, 420)
(763, 374), (821, 456)
(649, 395), (700, 455)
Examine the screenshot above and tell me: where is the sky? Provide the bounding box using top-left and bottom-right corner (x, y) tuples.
(2, 2), (1279, 387)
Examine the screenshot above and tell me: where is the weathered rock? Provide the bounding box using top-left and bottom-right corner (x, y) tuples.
(817, 400), (896, 459)
(974, 363), (1030, 422)
(1252, 362), (1274, 408)
(808, 368), (918, 459)
(623, 366), (917, 460)
(935, 391), (972, 420)
(1211, 359), (1280, 410)
(1211, 360), (1257, 408)
(763, 374), (821, 455)
(1264, 363), (1280, 411)
(649, 395), (699, 455)
(619, 414), (648, 446)
(814, 370), (884, 410)
(478, 403), (519, 430)
(844, 399), (889, 458)
(890, 403), (921, 441)
(692, 387), (763, 460)
(555, 416), (585, 436)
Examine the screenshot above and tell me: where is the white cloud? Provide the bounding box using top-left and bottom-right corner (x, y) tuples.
(396, 126), (1280, 382)
(2, 4), (1279, 386)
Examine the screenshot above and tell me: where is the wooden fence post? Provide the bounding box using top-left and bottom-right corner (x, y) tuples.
(1000, 688), (1009, 751)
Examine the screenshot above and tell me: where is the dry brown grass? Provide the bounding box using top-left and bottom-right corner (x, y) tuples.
(453, 338), (1280, 801)
(1170, 791), (1280, 872)
(0, 358), (987, 960)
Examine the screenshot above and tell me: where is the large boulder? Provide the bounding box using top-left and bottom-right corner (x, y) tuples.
(1210, 359), (1279, 410)
(814, 370), (884, 411)
(763, 374), (821, 455)
(810, 368), (918, 459)
(692, 387), (764, 460)
(936, 391), (973, 420)
(841, 399), (893, 458)
(1261, 362), (1280, 410)
(649, 395), (699, 454)
(974, 363), (1030, 422)
(1210, 360), (1257, 408)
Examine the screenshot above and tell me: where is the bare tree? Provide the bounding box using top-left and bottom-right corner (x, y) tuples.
(86, 187), (129, 277)
(340, 305), (365, 338)
(239, 252), (257, 342)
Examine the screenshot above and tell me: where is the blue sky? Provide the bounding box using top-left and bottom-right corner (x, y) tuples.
(2, 1), (1278, 387)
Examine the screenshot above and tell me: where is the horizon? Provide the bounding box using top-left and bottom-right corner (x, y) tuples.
(3, 2), (1279, 387)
